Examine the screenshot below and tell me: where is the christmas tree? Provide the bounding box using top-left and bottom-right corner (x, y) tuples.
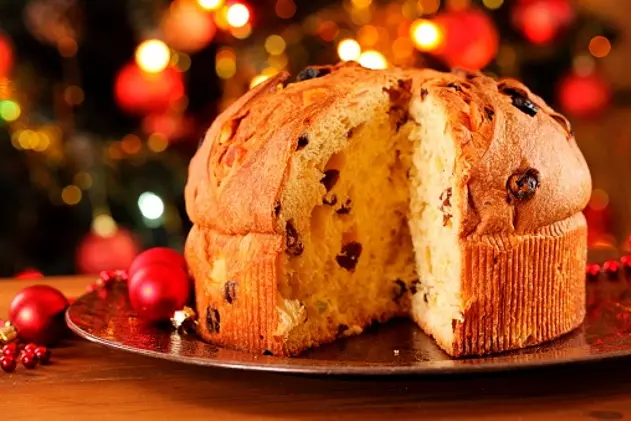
(0, 0), (620, 277)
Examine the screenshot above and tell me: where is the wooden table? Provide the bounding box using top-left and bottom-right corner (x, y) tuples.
(1, 276), (631, 420)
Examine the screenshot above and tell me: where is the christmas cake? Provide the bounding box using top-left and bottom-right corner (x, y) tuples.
(184, 62), (591, 357)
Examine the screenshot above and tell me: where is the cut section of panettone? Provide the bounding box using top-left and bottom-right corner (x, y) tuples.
(184, 63), (591, 357)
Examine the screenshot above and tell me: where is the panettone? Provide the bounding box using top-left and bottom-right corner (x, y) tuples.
(184, 62), (591, 357)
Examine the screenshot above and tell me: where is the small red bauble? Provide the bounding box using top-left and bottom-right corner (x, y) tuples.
(1, 356), (16, 373)
(9, 286), (69, 346)
(128, 265), (191, 323)
(21, 353), (38, 369)
(2, 343), (17, 357)
(603, 260), (621, 277)
(512, 0), (573, 45)
(558, 71), (611, 118)
(128, 247), (187, 279)
(23, 343), (37, 353)
(586, 263), (601, 278)
(76, 229), (138, 274)
(620, 255), (631, 269)
(35, 346), (51, 365)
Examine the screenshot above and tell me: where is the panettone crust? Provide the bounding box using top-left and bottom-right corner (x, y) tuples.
(184, 62), (591, 357)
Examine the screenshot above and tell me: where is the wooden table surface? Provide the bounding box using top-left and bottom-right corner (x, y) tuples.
(1, 276), (631, 420)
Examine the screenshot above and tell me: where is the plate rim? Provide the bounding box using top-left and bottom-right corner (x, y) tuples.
(64, 296), (631, 376)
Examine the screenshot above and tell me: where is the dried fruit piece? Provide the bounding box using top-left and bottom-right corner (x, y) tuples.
(507, 168), (540, 201)
(410, 279), (420, 295)
(337, 324), (349, 337)
(336, 242), (362, 271)
(206, 305), (221, 333)
(393, 279), (407, 302)
(285, 220), (304, 256)
(323, 195), (338, 206)
(296, 66), (331, 81)
(297, 134), (309, 150)
(420, 88), (429, 100)
(336, 199), (352, 214)
(500, 85), (538, 117)
(446, 82), (463, 92)
(224, 281), (237, 304)
(484, 106), (495, 121)
(274, 201), (281, 216)
(263, 350), (274, 356)
(321, 170), (340, 191)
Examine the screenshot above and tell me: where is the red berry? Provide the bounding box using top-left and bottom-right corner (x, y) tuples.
(114, 270), (129, 282)
(34, 346), (51, 365)
(23, 343), (37, 353)
(2, 343), (17, 357)
(21, 353), (38, 369)
(1, 356), (16, 373)
(621, 255), (631, 268)
(99, 270), (114, 283)
(586, 263), (601, 278)
(603, 260), (621, 277)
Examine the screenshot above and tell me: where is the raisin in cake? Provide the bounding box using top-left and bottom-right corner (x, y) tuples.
(184, 62), (591, 357)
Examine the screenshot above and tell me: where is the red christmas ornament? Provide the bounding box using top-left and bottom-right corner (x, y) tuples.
(161, 0), (216, 53)
(114, 63), (185, 116)
(16, 268), (43, 279)
(0, 356), (16, 373)
(76, 228), (138, 274)
(586, 263), (601, 278)
(603, 259), (621, 278)
(0, 33), (13, 78)
(558, 71), (611, 118)
(128, 265), (191, 323)
(432, 9), (499, 70)
(21, 353), (38, 369)
(35, 346), (51, 365)
(512, 0), (573, 45)
(2, 343), (16, 357)
(128, 247), (187, 279)
(9, 286), (69, 346)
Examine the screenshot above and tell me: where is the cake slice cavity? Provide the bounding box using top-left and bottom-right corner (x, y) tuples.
(276, 80), (418, 353)
(408, 96), (463, 350)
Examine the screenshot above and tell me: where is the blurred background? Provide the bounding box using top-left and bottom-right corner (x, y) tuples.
(0, 0), (625, 277)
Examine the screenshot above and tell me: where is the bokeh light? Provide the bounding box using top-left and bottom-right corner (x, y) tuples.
(0, 99), (20, 121)
(138, 192), (165, 220)
(198, 0), (223, 11)
(357, 50), (387, 69)
(337, 39), (361, 62)
(135, 39), (170, 74)
(216, 48), (237, 79)
(61, 185), (82, 206)
(411, 19), (441, 51)
(227, 3), (250, 28)
(265, 35), (286, 55)
(589, 36), (612, 59)
(482, 0), (504, 10)
(92, 214), (117, 237)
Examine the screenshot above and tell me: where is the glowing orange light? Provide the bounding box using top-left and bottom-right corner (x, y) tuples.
(337, 39), (361, 61)
(135, 39), (170, 73)
(357, 50), (387, 69)
(198, 0), (224, 11)
(227, 3), (250, 28)
(589, 36), (611, 59)
(410, 19), (442, 51)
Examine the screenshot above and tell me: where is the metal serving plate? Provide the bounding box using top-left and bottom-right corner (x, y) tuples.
(66, 277), (631, 376)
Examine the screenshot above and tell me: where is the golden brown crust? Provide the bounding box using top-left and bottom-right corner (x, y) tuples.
(185, 225), (285, 355)
(406, 68), (592, 237)
(451, 213), (586, 357)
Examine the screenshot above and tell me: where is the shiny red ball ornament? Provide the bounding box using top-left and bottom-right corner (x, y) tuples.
(0, 356), (16, 373)
(9, 286), (69, 346)
(21, 353), (38, 369)
(432, 9), (499, 70)
(558, 71), (611, 118)
(128, 247), (187, 279)
(603, 260), (621, 278)
(114, 63), (185, 116)
(128, 265), (191, 323)
(512, 0), (573, 45)
(76, 229), (138, 274)
(35, 346), (51, 365)
(2, 343), (16, 357)
(586, 263), (601, 279)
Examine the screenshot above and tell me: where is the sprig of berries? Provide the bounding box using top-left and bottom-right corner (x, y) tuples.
(0, 342), (51, 373)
